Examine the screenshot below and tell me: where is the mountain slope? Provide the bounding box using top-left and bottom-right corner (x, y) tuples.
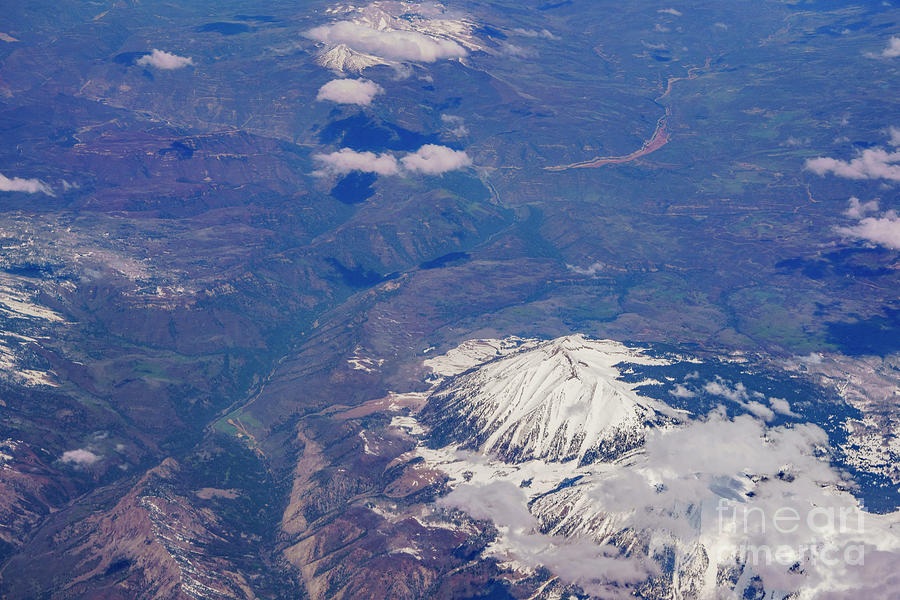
(421, 335), (676, 464)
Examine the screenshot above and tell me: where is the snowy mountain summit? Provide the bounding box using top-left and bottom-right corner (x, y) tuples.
(421, 335), (677, 464)
(308, 1), (486, 73)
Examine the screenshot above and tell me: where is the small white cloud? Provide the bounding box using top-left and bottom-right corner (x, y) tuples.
(742, 400), (775, 422)
(784, 136), (808, 147)
(714, 22), (729, 30)
(316, 78), (383, 106)
(836, 210), (900, 250)
(867, 36), (900, 58)
(566, 262), (613, 276)
(0, 173), (52, 195)
(768, 397), (799, 418)
(837, 190), (900, 249)
(658, 8), (682, 16)
(511, 28), (558, 40)
(400, 144), (472, 174)
(441, 114), (468, 137)
(806, 147), (900, 181)
(670, 383), (696, 398)
(306, 21), (467, 63)
(703, 378), (775, 420)
(314, 144), (472, 177)
(797, 352), (824, 365)
(499, 42), (536, 58)
(136, 49), (193, 70)
(61, 449), (101, 465)
(438, 480), (535, 527)
(889, 126), (900, 146)
(313, 148), (400, 176)
(844, 197), (879, 219)
(703, 379), (748, 403)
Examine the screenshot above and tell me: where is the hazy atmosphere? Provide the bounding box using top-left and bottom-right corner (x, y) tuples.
(0, 1), (898, 599)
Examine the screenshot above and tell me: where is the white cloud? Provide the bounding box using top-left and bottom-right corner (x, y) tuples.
(742, 400), (775, 421)
(499, 42), (536, 58)
(703, 378), (748, 402)
(637, 412), (833, 500)
(315, 145), (472, 177)
(585, 411), (837, 536)
(511, 28), (558, 40)
(441, 114), (468, 137)
(436, 409), (896, 597)
(566, 262), (607, 276)
(867, 36), (900, 58)
(440, 481), (651, 597)
(136, 49), (193, 70)
(889, 126), (900, 147)
(658, 8), (683, 16)
(400, 144), (472, 174)
(670, 383), (696, 398)
(844, 197), (879, 219)
(703, 378), (775, 421)
(806, 147), (900, 181)
(316, 78), (383, 105)
(306, 21), (467, 63)
(0, 173), (52, 195)
(610, 412), (899, 597)
(768, 397), (799, 418)
(61, 449), (101, 465)
(313, 148), (400, 176)
(837, 196), (900, 249)
(836, 210), (900, 250)
(439, 480), (535, 528)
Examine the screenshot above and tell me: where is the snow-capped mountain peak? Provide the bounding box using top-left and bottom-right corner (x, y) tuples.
(309, 1), (486, 73)
(318, 43), (386, 73)
(422, 335), (674, 464)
